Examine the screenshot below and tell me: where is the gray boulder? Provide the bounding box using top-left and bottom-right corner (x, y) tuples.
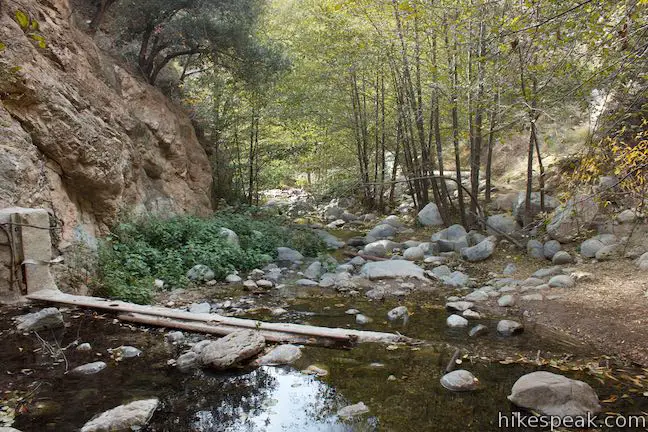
(381, 215), (404, 228)
(440, 370), (479, 391)
(447, 314), (469, 328)
(359, 260), (426, 280)
(527, 240), (545, 260)
(367, 223), (397, 239)
(15, 308), (64, 332)
(418, 203), (444, 226)
(80, 399), (159, 432)
(498, 294), (516, 307)
(513, 192), (559, 224)
(497, 320), (524, 336)
(461, 237), (496, 262)
(580, 234), (618, 258)
(304, 261), (323, 280)
(508, 371), (601, 417)
(595, 244), (623, 261)
(543, 240), (562, 260)
(548, 275), (575, 288)
(257, 344), (302, 365)
(431, 224), (467, 242)
(315, 229), (345, 249)
(186, 264), (215, 282)
(551, 251), (572, 265)
(547, 195), (599, 242)
(486, 214), (518, 236)
(200, 330), (265, 370)
(403, 246), (424, 261)
(276, 247), (304, 263)
(387, 306), (409, 321)
(70, 361), (107, 376)
(218, 227), (240, 247)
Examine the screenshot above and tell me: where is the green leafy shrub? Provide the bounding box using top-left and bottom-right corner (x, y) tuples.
(95, 210), (325, 303)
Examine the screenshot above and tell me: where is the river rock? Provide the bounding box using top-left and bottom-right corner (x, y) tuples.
(462, 309), (481, 319)
(431, 265), (452, 278)
(498, 294), (516, 307)
(356, 314), (372, 325)
(367, 223), (397, 239)
(486, 213), (518, 236)
(387, 306), (409, 321)
(580, 234), (618, 258)
(548, 275), (575, 288)
(469, 324), (488, 337)
(441, 271), (470, 287)
(315, 229), (345, 249)
(513, 192), (559, 224)
(636, 252), (648, 270)
(359, 260), (426, 280)
(431, 224), (467, 242)
(257, 344), (302, 365)
(189, 302), (211, 314)
(200, 330), (265, 370)
(0, 428), (23, 432)
(551, 251), (572, 265)
(76, 343), (92, 352)
(595, 244), (623, 261)
(503, 263), (517, 275)
(440, 370), (479, 391)
(543, 240), (562, 259)
(296, 278), (319, 286)
(176, 352), (199, 372)
(446, 301), (474, 312)
(497, 320), (524, 336)
(464, 290), (489, 302)
(447, 314), (469, 328)
(225, 274), (242, 283)
(338, 402), (369, 419)
(461, 237), (496, 262)
(417, 202), (443, 226)
(256, 279), (274, 289)
(276, 247), (304, 263)
(304, 261), (322, 280)
(527, 239), (545, 259)
(547, 195), (599, 242)
(109, 346), (142, 359)
(186, 264), (215, 282)
(243, 280), (258, 290)
(349, 256), (366, 266)
(15, 308), (64, 332)
(218, 227), (239, 247)
(80, 398), (159, 432)
(70, 361), (107, 376)
(403, 246), (424, 261)
(508, 371), (601, 417)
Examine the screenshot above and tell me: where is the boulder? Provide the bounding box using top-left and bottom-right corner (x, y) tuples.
(403, 246), (424, 261)
(431, 224), (467, 242)
(257, 344), (302, 365)
(367, 223), (397, 239)
(486, 214), (518, 236)
(636, 252), (648, 270)
(617, 209), (638, 224)
(218, 227), (239, 247)
(548, 275), (575, 288)
(547, 195), (599, 242)
(70, 361), (107, 376)
(200, 330), (265, 370)
(440, 370), (479, 391)
(186, 264), (215, 282)
(417, 203), (444, 226)
(304, 261), (323, 280)
(543, 240), (562, 260)
(469, 324), (488, 337)
(551, 251), (572, 265)
(508, 371), (601, 417)
(595, 244), (623, 261)
(497, 320), (523, 336)
(580, 234), (618, 258)
(513, 192), (559, 224)
(381, 215), (404, 228)
(359, 260), (427, 280)
(387, 306), (409, 321)
(447, 314), (469, 328)
(276, 247), (304, 263)
(461, 237), (496, 262)
(15, 308), (64, 332)
(80, 399), (159, 432)
(526, 240), (545, 260)
(446, 301), (474, 312)
(314, 229), (345, 249)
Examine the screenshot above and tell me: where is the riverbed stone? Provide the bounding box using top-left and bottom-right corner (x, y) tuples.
(527, 239), (545, 259)
(432, 224), (467, 242)
(462, 309), (481, 319)
(200, 330), (266, 370)
(548, 275), (575, 288)
(446, 301), (474, 312)
(276, 247), (304, 263)
(497, 320), (524, 336)
(109, 346), (142, 359)
(76, 343), (92, 352)
(636, 252), (648, 270)
(532, 266), (563, 279)
(387, 306), (409, 321)
(189, 302), (211, 314)
(218, 227), (240, 247)
(296, 278), (319, 286)
(165, 331), (184, 344)
(486, 213), (518, 236)
(338, 402), (369, 419)
(359, 260), (426, 280)
(225, 274), (242, 283)
(464, 290), (489, 302)
(15, 308), (64, 332)
(547, 195), (599, 242)
(498, 294), (516, 307)
(469, 324), (488, 337)
(441, 271), (470, 287)
(256, 279), (274, 289)
(70, 361), (107, 376)
(367, 223), (397, 239)
(176, 352), (199, 372)
(80, 398), (159, 432)
(440, 370), (479, 391)
(356, 314), (372, 325)
(304, 261), (322, 280)
(418, 202), (443, 226)
(551, 251), (572, 265)
(243, 280), (258, 290)
(543, 240), (562, 259)
(186, 264), (215, 282)
(447, 314), (469, 328)
(508, 371), (601, 417)
(403, 246), (425, 261)
(461, 237), (496, 262)
(431, 265), (452, 278)
(257, 344), (302, 365)
(315, 229), (345, 249)
(349, 256), (366, 266)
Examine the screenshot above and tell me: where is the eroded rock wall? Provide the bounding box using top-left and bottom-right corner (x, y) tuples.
(0, 0), (213, 248)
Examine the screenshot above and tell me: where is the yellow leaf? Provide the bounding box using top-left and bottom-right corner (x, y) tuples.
(15, 10), (29, 29)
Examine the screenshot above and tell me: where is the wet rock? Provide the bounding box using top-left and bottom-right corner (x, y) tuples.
(109, 346), (142, 360)
(497, 320), (524, 336)
(498, 294), (516, 307)
(186, 264), (215, 282)
(359, 260), (426, 280)
(70, 361), (107, 376)
(367, 223), (397, 239)
(548, 275), (575, 288)
(387, 306), (409, 321)
(543, 240), (562, 260)
(176, 352), (199, 372)
(486, 213), (518, 236)
(296, 278), (319, 286)
(256, 279), (274, 289)
(417, 202), (443, 226)
(508, 371), (601, 417)
(547, 195), (599, 242)
(165, 331), (184, 344)
(225, 274), (242, 283)
(257, 344), (302, 365)
(218, 227), (239, 247)
(76, 343), (92, 352)
(276, 247), (304, 263)
(527, 240), (545, 259)
(469, 324), (488, 337)
(338, 402), (369, 419)
(302, 365), (329, 376)
(446, 301), (474, 312)
(15, 308), (64, 332)
(503, 263), (517, 276)
(189, 302), (211, 314)
(80, 398), (159, 432)
(447, 314), (469, 328)
(461, 237), (496, 262)
(304, 261), (322, 280)
(440, 370), (479, 391)
(551, 251), (572, 265)
(462, 309), (481, 319)
(355, 314), (372, 325)
(200, 330), (265, 370)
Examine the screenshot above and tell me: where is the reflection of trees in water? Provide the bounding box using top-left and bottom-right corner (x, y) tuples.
(153, 368), (276, 431)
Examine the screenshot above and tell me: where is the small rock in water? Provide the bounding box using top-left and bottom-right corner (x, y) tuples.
(462, 309), (481, 319)
(165, 331), (184, 344)
(302, 364), (328, 376)
(15, 308), (64, 332)
(256, 279), (274, 289)
(70, 361), (107, 376)
(189, 302), (211, 314)
(338, 401), (369, 419)
(345, 309), (360, 315)
(497, 320), (524, 336)
(355, 314), (372, 325)
(76, 342), (92, 352)
(109, 346), (142, 360)
(257, 344), (302, 365)
(387, 306), (409, 321)
(445, 301), (474, 312)
(469, 324), (488, 337)
(176, 352), (199, 372)
(447, 314), (469, 328)
(440, 370), (479, 391)
(80, 398), (159, 432)
(200, 330), (265, 370)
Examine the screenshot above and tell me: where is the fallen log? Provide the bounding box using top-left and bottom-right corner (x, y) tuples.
(117, 312), (355, 349)
(27, 290), (410, 345)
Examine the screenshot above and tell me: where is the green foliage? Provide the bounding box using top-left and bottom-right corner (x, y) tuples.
(95, 210), (325, 303)
(14, 10), (29, 29)
(13, 9), (46, 48)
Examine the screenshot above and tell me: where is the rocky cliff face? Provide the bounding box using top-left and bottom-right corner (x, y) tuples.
(0, 0), (213, 248)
